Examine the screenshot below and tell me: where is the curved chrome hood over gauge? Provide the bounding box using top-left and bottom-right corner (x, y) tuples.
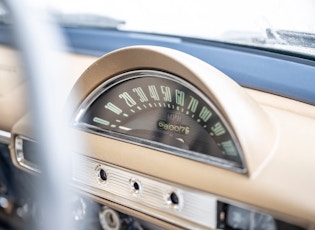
(75, 70), (245, 172)
(68, 45), (276, 175)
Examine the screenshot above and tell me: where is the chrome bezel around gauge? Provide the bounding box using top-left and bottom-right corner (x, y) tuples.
(73, 69), (246, 173)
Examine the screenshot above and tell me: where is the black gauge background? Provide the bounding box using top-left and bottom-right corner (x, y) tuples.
(77, 70), (244, 171)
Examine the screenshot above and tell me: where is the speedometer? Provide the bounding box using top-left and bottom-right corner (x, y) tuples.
(74, 70), (244, 172)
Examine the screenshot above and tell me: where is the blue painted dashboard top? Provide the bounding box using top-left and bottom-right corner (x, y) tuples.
(1, 25), (314, 105)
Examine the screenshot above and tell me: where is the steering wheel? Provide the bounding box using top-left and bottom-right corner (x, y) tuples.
(5, 0), (76, 229)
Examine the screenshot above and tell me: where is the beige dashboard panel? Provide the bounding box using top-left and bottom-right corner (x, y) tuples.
(63, 46), (315, 225)
(10, 95), (315, 226)
(0, 45), (27, 131)
(7, 45), (315, 228)
(0, 45), (97, 132)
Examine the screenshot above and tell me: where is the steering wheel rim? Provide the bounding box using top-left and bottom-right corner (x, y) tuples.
(4, 0), (77, 229)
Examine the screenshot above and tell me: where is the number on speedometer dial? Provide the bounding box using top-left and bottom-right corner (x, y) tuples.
(75, 70), (245, 172)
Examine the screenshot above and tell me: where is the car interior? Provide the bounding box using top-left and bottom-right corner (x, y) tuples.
(0, 1), (315, 230)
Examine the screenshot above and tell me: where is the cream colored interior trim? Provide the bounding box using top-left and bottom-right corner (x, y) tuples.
(64, 46), (314, 226)
(0, 46), (27, 131)
(6, 45), (315, 227)
(246, 88), (315, 119)
(67, 46), (276, 175)
(0, 45), (97, 131)
(0, 63), (23, 96)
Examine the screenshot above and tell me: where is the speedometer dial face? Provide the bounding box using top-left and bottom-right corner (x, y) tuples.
(75, 70), (245, 172)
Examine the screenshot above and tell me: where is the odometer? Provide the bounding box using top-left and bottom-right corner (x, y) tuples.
(75, 70), (245, 172)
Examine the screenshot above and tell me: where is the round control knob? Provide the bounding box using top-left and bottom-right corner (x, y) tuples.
(99, 206), (120, 230)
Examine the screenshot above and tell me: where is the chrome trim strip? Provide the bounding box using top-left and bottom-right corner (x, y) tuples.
(72, 154), (307, 230)
(72, 154), (217, 229)
(14, 135), (41, 173)
(0, 130), (11, 144)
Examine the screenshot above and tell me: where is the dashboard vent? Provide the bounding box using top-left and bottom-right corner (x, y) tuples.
(14, 135), (40, 173)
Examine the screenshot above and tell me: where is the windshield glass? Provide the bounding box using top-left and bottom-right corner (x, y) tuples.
(9, 0), (315, 57)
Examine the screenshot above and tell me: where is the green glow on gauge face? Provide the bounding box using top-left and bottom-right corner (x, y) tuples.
(78, 71), (244, 171)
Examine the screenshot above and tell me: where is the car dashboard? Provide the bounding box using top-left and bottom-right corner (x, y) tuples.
(0, 27), (315, 230)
